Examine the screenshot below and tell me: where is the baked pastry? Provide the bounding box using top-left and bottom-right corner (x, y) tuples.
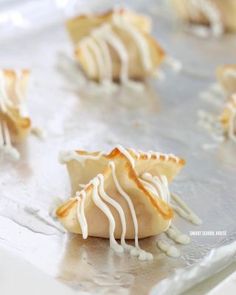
(171, 0), (236, 36)
(0, 69), (31, 159)
(220, 94), (236, 142)
(216, 64), (236, 95)
(66, 8), (165, 83)
(56, 146), (185, 260)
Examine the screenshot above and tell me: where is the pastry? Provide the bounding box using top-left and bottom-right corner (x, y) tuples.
(66, 8), (165, 83)
(220, 94), (236, 142)
(171, 0), (236, 36)
(216, 64), (236, 95)
(56, 146), (187, 260)
(0, 69), (31, 159)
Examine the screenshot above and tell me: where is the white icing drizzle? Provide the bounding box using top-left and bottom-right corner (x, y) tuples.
(141, 173), (170, 203)
(79, 42), (97, 77)
(112, 13), (152, 72)
(91, 27), (113, 82)
(171, 193), (202, 225)
(188, 0), (223, 37)
(139, 178), (159, 197)
(198, 109), (225, 142)
(76, 190), (88, 239)
(128, 148), (180, 163)
(0, 70), (28, 116)
(79, 23), (129, 84)
(101, 24), (129, 83)
(109, 160), (153, 260)
(157, 239), (180, 258)
(0, 121), (20, 160)
(59, 150), (103, 164)
(77, 10), (155, 87)
(97, 174), (129, 250)
(166, 225), (190, 245)
(83, 38), (105, 82)
(164, 56), (182, 72)
(91, 176), (124, 253)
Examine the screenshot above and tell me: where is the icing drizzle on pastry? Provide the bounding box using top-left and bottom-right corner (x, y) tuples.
(187, 0), (223, 37)
(60, 146), (201, 260)
(225, 95), (236, 142)
(0, 70), (28, 160)
(77, 11), (154, 86)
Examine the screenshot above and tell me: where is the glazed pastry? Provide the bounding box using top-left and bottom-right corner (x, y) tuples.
(56, 146), (186, 260)
(171, 0), (236, 36)
(220, 94), (236, 142)
(216, 64), (236, 95)
(66, 8), (165, 83)
(0, 70), (31, 159)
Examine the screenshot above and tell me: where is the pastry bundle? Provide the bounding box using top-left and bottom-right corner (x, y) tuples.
(66, 8), (166, 83)
(56, 146), (190, 260)
(0, 70), (31, 159)
(171, 0), (236, 36)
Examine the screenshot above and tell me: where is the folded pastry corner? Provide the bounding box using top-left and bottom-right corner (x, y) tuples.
(216, 64), (236, 95)
(171, 0), (236, 36)
(220, 94), (236, 142)
(66, 8), (165, 83)
(0, 69), (31, 159)
(56, 146), (186, 259)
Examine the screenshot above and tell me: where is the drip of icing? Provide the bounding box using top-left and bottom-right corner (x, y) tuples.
(91, 176), (124, 253)
(109, 160), (153, 260)
(83, 38), (105, 82)
(59, 150), (103, 164)
(128, 148), (180, 164)
(112, 13), (152, 72)
(101, 24), (129, 83)
(79, 42), (97, 77)
(0, 121), (20, 160)
(116, 145), (135, 168)
(78, 22), (151, 90)
(76, 190), (88, 239)
(97, 174), (130, 250)
(141, 173), (170, 203)
(166, 225), (190, 245)
(153, 69), (166, 81)
(91, 26), (113, 82)
(198, 109), (225, 142)
(31, 126), (46, 140)
(164, 56), (182, 72)
(171, 193), (202, 225)
(139, 178), (159, 197)
(156, 239), (180, 258)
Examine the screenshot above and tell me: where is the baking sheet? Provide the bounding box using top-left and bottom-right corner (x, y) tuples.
(0, 1), (236, 295)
